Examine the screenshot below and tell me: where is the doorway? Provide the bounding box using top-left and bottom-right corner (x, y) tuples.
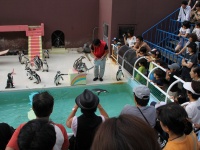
(51, 30), (65, 48)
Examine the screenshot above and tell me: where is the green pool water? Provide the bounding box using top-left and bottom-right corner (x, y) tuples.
(0, 83), (133, 132)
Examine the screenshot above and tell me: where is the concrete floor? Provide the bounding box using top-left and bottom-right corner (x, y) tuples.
(0, 51), (130, 92)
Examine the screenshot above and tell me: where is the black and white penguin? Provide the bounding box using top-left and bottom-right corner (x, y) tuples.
(20, 54), (28, 64)
(5, 73), (15, 89)
(42, 59), (49, 72)
(27, 67), (33, 80)
(33, 56), (43, 71)
(18, 51), (23, 63)
(32, 71), (41, 84)
(116, 66), (124, 81)
(43, 49), (50, 58)
(54, 71), (64, 86)
(25, 60), (31, 70)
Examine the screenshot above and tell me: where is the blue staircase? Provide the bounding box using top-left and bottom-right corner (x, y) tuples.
(142, 8), (188, 65)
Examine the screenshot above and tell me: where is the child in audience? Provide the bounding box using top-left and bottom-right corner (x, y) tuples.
(152, 68), (165, 89)
(181, 42), (198, 81)
(135, 59), (147, 84)
(175, 21), (191, 52)
(192, 22), (200, 41)
(190, 65), (200, 80)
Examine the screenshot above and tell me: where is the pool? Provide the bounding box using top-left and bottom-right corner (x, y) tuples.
(0, 82), (134, 133)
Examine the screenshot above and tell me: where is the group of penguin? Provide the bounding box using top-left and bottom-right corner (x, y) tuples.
(18, 50), (50, 84)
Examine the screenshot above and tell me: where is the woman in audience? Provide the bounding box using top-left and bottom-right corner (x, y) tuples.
(190, 65), (200, 80)
(66, 89), (109, 150)
(181, 42), (198, 81)
(176, 33), (199, 55)
(158, 103), (198, 150)
(190, 2), (200, 23)
(123, 30), (136, 48)
(91, 114), (160, 150)
(175, 21), (191, 53)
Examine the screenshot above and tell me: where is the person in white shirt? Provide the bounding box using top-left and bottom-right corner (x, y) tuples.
(123, 30), (136, 48)
(177, 1), (191, 22)
(183, 82), (200, 124)
(192, 22), (200, 41)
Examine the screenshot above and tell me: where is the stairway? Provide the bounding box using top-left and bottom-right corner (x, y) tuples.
(27, 25), (44, 64)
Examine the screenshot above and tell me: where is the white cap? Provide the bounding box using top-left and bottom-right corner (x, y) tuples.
(183, 82), (200, 95)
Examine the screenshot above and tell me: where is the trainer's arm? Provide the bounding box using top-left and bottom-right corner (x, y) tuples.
(98, 104), (109, 119)
(66, 104), (78, 128)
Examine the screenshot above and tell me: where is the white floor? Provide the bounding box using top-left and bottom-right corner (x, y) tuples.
(0, 51), (130, 92)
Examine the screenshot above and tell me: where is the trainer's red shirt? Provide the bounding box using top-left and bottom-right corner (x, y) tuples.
(91, 40), (108, 58)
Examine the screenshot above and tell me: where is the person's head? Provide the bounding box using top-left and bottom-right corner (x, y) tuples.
(192, 80), (200, 93)
(0, 123), (15, 150)
(188, 33), (198, 42)
(112, 37), (118, 44)
(133, 85), (150, 106)
(117, 42), (122, 48)
(158, 103), (193, 137)
(127, 30), (134, 37)
(150, 49), (161, 59)
(136, 36), (143, 44)
(195, 22), (200, 28)
(168, 63), (180, 73)
(18, 119), (56, 150)
(182, 21), (191, 29)
(183, 82), (200, 100)
(91, 114), (160, 150)
(155, 60), (168, 69)
(190, 65), (200, 80)
(196, 2), (200, 10)
(92, 39), (101, 47)
(187, 42), (197, 54)
(32, 91), (54, 118)
(138, 59), (146, 67)
(181, 0), (188, 9)
(154, 68), (164, 79)
(138, 46), (147, 56)
(75, 89), (99, 115)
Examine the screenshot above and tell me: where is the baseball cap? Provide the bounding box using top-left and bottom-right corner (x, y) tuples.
(133, 85), (150, 100)
(112, 37), (118, 42)
(117, 42), (122, 45)
(183, 82), (200, 95)
(150, 101), (166, 109)
(168, 63), (180, 70)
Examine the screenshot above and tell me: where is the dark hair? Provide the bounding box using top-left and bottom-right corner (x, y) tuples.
(182, 21), (191, 29)
(139, 46), (147, 54)
(127, 30), (134, 37)
(192, 66), (200, 78)
(136, 36), (143, 42)
(18, 119), (56, 150)
(0, 123), (15, 150)
(32, 91), (54, 118)
(158, 103), (193, 136)
(187, 90), (200, 100)
(196, 2), (200, 7)
(134, 93), (149, 106)
(92, 39), (101, 46)
(195, 21), (200, 27)
(154, 68), (165, 78)
(188, 33), (198, 42)
(81, 108), (97, 116)
(192, 80), (200, 93)
(181, 0), (188, 5)
(91, 114), (160, 150)
(138, 59), (146, 66)
(187, 42), (197, 53)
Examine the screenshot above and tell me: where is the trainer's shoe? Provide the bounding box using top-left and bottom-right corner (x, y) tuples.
(93, 77), (98, 81)
(99, 78), (103, 81)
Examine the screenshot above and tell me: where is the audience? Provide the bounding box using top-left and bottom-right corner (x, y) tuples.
(121, 85), (156, 128)
(175, 21), (191, 52)
(0, 123), (15, 150)
(6, 91), (69, 150)
(192, 22), (200, 41)
(181, 42), (198, 81)
(66, 89), (108, 150)
(190, 2), (200, 23)
(91, 114), (161, 150)
(177, 0), (191, 22)
(18, 119), (56, 150)
(123, 30), (136, 48)
(133, 36), (151, 53)
(190, 65), (200, 80)
(152, 68), (165, 89)
(158, 103), (198, 150)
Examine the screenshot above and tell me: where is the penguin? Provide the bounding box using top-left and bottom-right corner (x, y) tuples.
(27, 67), (33, 80)
(5, 73), (15, 89)
(25, 60), (31, 70)
(32, 71), (41, 84)
(43, 49), (50, 58)
(20, 54), (28, 64)
(18, 51), (23, 63)
(116, 66), (124, 81)
(73, 56), (86, 70)
(42, 59), (49, 72)
(33, 56), (43, 71)
(54, 71), (68, 86)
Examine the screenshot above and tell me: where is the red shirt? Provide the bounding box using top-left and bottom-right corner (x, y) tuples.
(91, 40), (108, 58)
